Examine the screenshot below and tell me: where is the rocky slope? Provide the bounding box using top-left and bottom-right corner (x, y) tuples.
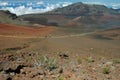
(20, 2), (120, 30)
(0, 10), (28, 25)
(47, 2), (119, 16)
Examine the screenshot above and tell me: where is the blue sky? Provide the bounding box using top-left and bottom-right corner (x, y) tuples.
(0, 0), (120, 15)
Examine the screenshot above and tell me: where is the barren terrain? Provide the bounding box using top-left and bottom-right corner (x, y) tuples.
(0, 23), (120, 80)
(0, 23), (54, 37)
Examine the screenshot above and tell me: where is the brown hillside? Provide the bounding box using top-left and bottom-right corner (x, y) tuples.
(94, 28), (120, 40)
(0, 23), (54, 36)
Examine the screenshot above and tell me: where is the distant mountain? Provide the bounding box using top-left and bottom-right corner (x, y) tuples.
(20, 2), (120, 20)
(46, 2), (119, 16)
(0, 10), (17, 23)
(0, 10), (17, 20)
(0, 10), (28, 25)
(20, 2), (120, 30)
(1, 2), (120, 31)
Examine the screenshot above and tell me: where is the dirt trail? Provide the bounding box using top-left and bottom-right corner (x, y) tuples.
(0, 32), (94, 39)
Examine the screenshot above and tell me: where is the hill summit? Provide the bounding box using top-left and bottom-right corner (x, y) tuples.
(47, 2), (119, 16)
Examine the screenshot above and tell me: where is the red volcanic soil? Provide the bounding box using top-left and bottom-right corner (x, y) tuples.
(0, 23), (54, 36)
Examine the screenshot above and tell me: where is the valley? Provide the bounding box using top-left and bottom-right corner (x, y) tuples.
(0, 2), (120, 80)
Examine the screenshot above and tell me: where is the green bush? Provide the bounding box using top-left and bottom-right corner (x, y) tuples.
(58, 76), (64, 80)
(47, 58), (58, 71)
(102, 67), (111, 74)
(34, 56), (58, 71)
(77, 58), (82, 64)
(86, 57), (95, 63)
(82, 70), (87, 74)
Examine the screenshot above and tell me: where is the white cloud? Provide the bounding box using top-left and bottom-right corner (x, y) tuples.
(1, 5), (54, 15)
(27, 2), (33, 6)
(83, 2), (120, 9)
(36, 1), (44, 5)
(111, 3), (120, 9)
(2, 6), (40, 15)
(61, 2), (72, 7)
(83, 2), (107, 6)
(0, 2), (8, 6)
(1, 2), (72, 15)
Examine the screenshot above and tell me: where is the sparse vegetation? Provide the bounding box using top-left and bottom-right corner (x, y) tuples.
(5, 47), (23, 51)
(57, 51), (62, 55)
(58, 76), (64, 80)
(47, 58), (58, 71)
(77, 57), (82, 64)
(113, 59), (120, 64)
(86, 57), (95, 63)
(82, 70), (87, 74)
(102, 67), (111, 74)
(34, 56), (58, 71)
(0, 2), (120, 80)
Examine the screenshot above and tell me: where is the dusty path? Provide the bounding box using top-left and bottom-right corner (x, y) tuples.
(0, 32), (94, 39)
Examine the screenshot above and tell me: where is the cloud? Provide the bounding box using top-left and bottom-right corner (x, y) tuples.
(83, 2), (120, 9)
(0, 2), (8, 6)
(83, 2), (107, 6)
(27, 2), (33, 6)
(1, 5), (58, 15)
(36, 1), (44, 5)
(1, 6), (42, 15)
(62, 2), (72, 7)
(1, 1), (72, 15)
(111, 3), (120, 9)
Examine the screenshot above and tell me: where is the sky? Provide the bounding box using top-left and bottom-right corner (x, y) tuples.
(0, 0), (120, 15)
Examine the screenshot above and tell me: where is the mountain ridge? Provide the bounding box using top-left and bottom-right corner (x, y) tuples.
(43, 2), (119, 16)
(0, 2), (120, 29)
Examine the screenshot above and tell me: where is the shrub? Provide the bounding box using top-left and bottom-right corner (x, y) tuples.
(34, 56), (58, 71)
(102, 67), (111, 74)
(58, 76), (64, 80)
(82, 70), (87, 74)
(47, 58), (58, 71)
(77, 58), (82, 64)
(86, 57), (95, 63)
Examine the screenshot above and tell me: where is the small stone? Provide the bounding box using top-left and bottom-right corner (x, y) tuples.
(38, 70), (46, 75)
(10, 72), (15, 76)
(52, 74), (60, 78)
(92, 68), (96, 70)
(20, 69), (24, 73)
